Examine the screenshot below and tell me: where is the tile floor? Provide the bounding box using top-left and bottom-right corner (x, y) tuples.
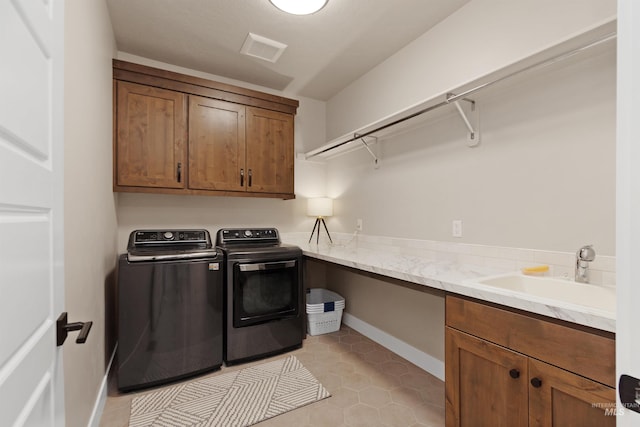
(99, 326), (445, 427)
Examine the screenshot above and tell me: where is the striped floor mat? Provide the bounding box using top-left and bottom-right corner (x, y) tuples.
(128, 355), (330, 427)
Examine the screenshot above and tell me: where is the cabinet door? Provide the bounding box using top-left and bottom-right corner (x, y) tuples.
(246, 107), (294, 195)
(116, 81), (186, 188)
(528, 358), (616, 427)
(189, 96), (246, 191)
(445, 327), (528, 427)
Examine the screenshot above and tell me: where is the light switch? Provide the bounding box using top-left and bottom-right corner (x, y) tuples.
(452, 220), (463, 238)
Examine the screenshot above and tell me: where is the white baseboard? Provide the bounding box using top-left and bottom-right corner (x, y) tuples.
(342, 312), (444, 381)
(88, 345), (117, 427)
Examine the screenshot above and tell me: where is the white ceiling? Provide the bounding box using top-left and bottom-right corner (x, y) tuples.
(106, 0), (470, 101)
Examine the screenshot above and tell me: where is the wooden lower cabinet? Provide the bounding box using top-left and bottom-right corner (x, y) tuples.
(528, 359), (616, 427)
(445, 296), (616, 427)
(446, 327), (528, 427)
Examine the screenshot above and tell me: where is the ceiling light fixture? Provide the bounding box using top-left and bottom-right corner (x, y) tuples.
(269, 0), (328, 15)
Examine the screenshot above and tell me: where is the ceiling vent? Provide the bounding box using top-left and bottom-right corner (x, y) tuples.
(240, 32), (287, 63)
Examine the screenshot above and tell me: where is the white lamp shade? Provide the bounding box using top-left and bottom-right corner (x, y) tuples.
(307, 197), (333, 217)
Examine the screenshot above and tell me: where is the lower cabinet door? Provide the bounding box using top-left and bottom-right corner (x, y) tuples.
(445, 327), (528, 427)
(528, 358), (616, 427)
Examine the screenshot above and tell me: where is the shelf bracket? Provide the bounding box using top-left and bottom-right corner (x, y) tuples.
(447, 93), (480, 147)
(355, 134), (380, 168)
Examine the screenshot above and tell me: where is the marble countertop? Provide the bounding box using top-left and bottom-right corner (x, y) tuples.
(284, 236), (615, 333)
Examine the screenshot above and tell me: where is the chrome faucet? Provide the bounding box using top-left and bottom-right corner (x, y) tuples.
(575, 244), (596, 283)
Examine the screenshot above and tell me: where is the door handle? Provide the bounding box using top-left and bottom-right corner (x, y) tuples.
(56, 312), (93, 346)
(240, 168), (244, 187)
(176, 162), (182, 183)
(248, 169), (252, 187)
(619, 374), (640, 414)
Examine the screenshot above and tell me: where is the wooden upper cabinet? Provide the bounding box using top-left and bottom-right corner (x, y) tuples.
(115, 81), (186, 189)
(246, 107), (294, 195)
(188, 100), (295, 196)
(189, 96), (246, 191)
(112, 60), (298, 199)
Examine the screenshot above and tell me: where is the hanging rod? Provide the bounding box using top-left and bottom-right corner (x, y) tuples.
(307, 98), (451, 158)
(445, 32), (616, 103)
(306, 31), (616, 159)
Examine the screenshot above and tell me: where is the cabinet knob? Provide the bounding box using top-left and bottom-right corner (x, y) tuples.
(509, 369), (520, 379)
(530, 377), (543, 388)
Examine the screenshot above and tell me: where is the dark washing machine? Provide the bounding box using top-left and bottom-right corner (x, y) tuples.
(216, 228), (304, 364)
(117, 229), (224, 391)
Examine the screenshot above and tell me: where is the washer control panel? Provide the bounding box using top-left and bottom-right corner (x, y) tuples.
(130, 229), (210, 247)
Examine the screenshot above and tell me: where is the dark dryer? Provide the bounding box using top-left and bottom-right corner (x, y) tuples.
(117, 229), (223, 391)
(216, 228), (304, 364)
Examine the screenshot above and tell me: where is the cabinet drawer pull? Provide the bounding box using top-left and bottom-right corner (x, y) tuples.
(530, 377), (542, 388)
(509, 369), (520, 379)
(176, 162), (182, 183)
(240, 169), (244, 187)
(248, 169), (252, 187)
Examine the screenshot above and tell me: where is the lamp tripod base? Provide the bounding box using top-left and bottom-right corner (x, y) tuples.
(309, 217), (333, 245)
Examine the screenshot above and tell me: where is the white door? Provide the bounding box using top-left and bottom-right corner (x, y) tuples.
(0, 0), (66, 426)
(617, 0), (640, 424)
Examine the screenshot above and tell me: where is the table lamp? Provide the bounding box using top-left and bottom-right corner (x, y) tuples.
(307, 197), (333, 244)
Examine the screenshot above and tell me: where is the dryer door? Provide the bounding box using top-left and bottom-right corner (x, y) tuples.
(232, 259), (300, 327)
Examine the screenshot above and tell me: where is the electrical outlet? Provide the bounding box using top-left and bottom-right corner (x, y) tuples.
(356, 218), (363, 231)
(452, 220), (463, 238)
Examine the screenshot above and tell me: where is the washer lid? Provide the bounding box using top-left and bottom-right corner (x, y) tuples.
(126, 247), (221, 262)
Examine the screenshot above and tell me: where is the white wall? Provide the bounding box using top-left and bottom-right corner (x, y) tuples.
(113, 54), (328, 251)
(64, 2), (118, 426)
(326, 265), (446, 362)
(326, 47), (616, 255)
(316, 30), (616, 376)
(325, 0), (616, 142)
(318, 47), (615, 370)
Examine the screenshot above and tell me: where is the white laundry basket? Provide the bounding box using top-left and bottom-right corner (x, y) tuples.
(306, 288), (345, 335)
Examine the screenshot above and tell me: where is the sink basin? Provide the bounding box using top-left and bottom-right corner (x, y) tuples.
(474, 273), (616, 313)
